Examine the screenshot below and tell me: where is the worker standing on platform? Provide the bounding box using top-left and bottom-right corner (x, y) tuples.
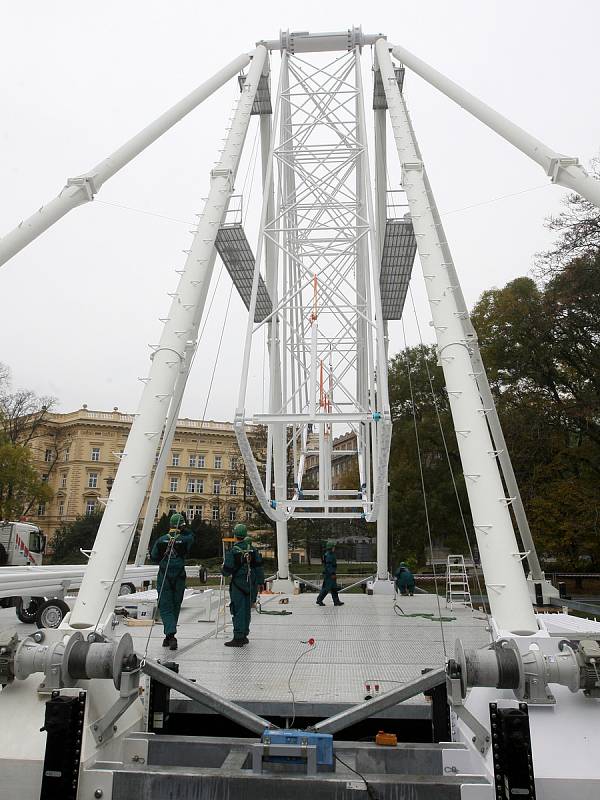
(151, 512), (194, 650)
(246, 534), (265, 607)
(222, 523), (260, 646)
(395, 562), (415, 596)
(316, 540), (344, 607)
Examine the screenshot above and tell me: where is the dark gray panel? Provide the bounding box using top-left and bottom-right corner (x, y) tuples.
(215, 224), (273, 322)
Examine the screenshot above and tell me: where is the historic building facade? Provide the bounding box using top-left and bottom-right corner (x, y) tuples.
(25, 407), (258, 536)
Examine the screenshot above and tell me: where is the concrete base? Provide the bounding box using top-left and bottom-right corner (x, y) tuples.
(369, 578), (396, 596)
(269, 578), (295, 594)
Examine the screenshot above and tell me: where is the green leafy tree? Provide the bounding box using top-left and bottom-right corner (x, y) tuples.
(0, 441), (53, 521)
(51, 513), (104, 564)
(470, 250), (600, 569)
(0, 363), (56, 520)
(386, 345), (473, 570)
(146, 512), (222, 563)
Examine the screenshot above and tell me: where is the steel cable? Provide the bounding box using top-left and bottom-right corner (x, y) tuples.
(401, 318), (448, 658)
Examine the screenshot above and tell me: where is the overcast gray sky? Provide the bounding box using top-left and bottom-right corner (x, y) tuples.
(1, 1), (598, 422)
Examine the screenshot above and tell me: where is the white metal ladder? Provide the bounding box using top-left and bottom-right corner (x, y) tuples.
(445, 554), (473, 610)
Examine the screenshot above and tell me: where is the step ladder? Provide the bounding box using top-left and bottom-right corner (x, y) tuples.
(445, 555), (473, 610)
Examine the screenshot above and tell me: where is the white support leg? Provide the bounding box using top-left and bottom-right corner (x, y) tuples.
(134, 345), (191, 565)
(69, 45), (268, 630)
(0, 54), (252, 269)
(374, 87), (390, 583)
(376, 39), (537, 635)
(136, 249), (222, 566)
(388, 41), (600, 209)
(260, 110), (291, 586)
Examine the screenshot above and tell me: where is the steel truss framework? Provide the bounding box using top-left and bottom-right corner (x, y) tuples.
(235, 49), (391, 529)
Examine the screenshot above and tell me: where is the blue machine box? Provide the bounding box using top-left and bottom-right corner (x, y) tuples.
(261, 729), (334, 767)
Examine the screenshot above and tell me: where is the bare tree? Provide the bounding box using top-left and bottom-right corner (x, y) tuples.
(0, 366), (56, 445)
(536, 155), (600, 277)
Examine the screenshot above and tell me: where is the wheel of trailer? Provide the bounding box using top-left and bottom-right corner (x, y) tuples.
(199, 566), (208, 584)
(119, 582), (136, 595)
(15, 596), (45, 624)
(35, 598), (70, 629)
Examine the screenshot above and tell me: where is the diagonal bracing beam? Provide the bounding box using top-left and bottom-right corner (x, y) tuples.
(311, 666), (446, 735)
(0, 53), (253, 268)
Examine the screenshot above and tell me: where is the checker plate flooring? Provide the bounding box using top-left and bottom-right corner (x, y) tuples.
(0, 591), (491, 715)
(131, 591), (491, 710)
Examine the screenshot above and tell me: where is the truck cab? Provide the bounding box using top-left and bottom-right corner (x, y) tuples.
(0, 521), (46, 567)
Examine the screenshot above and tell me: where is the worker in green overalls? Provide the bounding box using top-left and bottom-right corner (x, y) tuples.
(395, 562), (415, 596)
(247, 535), (265, 607)
(221, 524), (261, 647)
(150, 512), (194, 650)
(316, 540), (344, 607)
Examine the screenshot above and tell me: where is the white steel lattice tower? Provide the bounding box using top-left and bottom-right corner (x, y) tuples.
(235, 48), (392, 586)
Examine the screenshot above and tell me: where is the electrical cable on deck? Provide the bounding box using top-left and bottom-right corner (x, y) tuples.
(287, 639), (316, 728)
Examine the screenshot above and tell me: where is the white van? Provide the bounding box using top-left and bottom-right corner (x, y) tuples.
(0, 521), (46, 566)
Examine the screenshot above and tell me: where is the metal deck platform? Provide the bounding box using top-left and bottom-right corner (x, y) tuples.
(0, 593), (490, 721)
(0, 591), (489, 723)
(134, 591), (489, 720)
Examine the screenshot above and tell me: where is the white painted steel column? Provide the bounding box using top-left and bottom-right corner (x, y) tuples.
(134, 348), (190, 565)
(389, 42), (600, 209)
(401, 114), (544, 582)
(135, 247), (219, 565)
(376, 39), (536, 634)
(0, 54), (252, 268)
(374, 71), (389, 581)
(261, 110), (290, 581)
(69, 46), (268, 629)
(354, 48), (392, 526)
(355, 58), (370, 502)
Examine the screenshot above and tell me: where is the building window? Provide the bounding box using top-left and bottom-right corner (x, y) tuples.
(198, 455), (205, 468)
(88, 472), (98, 489)
(106, 477), (114, 492)
(169, 477), (179, 492)
(42, 473), (48, 483)
(44, 448), (53, 462)
(91, 447), (100, 462)
(37, 502), (46, 516)
(58, 501), (64, 517)
(60, 472), (68, 489)
(213, 480), (221, 495)
(189, 454), (196, 468)
(187, 504), (203, 520)
(212, 504), (220, 521)
(228, 506), (237, 522)
(245, 507), (253, 521)
(245, 483), (254, 497)
(187, 478), (203, 494)
(230, 456), (238, 470)
(230, 480), (237, 496)
(171, 452), (180, 467)
(85, 499), (96, 516)
(168, 502), (178, 514)
(214, 455), (222, 469)
(64, 447), (70, 462)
